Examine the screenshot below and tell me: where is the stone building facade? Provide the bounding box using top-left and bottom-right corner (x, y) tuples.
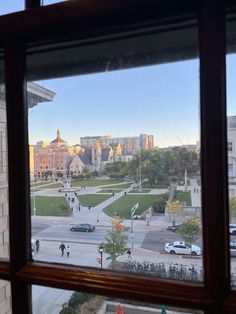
(0, 82), (55, 313)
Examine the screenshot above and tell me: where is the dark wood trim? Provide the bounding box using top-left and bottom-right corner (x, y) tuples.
(4, 36), (32, 313)
(0, 1), (198, 44)
(17, 263), (212, 311)
(25, 0), (41, 9)
(199, 0), (230, 312)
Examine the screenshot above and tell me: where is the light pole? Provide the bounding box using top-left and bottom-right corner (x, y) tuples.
(98, 247), (104, 269)
(130, 203), (139, 252)
(32, 192), (36, 216)
(139, 146), (142, 192)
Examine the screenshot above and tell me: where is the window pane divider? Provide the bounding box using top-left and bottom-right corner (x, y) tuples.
(199, 1), (230, 310)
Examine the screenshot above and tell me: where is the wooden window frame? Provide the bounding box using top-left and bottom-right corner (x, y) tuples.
(0, 0), (235, 313)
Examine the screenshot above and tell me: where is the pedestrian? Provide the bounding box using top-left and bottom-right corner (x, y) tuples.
(127, 249), (132, 261)
(35, 239), (40, 253)
(59, 242), (66, 256)
(124, 191), (126, 195)
(112, 191), (115, 196)
(65, 193), (67, 197)
(72, 197), (74, 203)
(88, 206), (91, 211)
(68, 197), (70, 201)
(66, 245), (70, 258)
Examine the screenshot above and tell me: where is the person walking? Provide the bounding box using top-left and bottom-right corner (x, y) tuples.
(127, 249), (132, 261)
(66, 245), (70, 258)
(59, 242), (66, 256)
(35, 239), (40, 253)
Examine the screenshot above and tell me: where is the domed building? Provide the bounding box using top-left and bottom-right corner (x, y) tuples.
(33, 129), (81, 180)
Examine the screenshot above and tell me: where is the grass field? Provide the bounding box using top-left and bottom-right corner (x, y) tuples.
(77, 194), (112, 207)
(173, 191), (191, 206)
(128, 189), (151, 193)
(71, 179), (123, 187)
(31, 196), (71, 216)
(103, 194), (167, 219)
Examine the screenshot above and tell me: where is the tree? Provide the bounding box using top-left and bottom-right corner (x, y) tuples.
(229, 197), (236, 222)
(177, 217), (201, 244)
(100, 228), (128, 271)
(167, 201), (183, 226)
(44, 170), (53, 181)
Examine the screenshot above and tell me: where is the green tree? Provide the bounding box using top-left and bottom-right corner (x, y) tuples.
(104, 161), (128, 179)
(177, 217), (201, 244)
(100, 228), (128, 271)
(229, 197), (236, 222)
(167, 201), (183, 226)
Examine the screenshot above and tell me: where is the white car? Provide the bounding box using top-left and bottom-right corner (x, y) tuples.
(165, 241), (201, 256)
(229, 224), (236, 235)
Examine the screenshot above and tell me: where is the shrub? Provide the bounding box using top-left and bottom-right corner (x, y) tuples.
(59, 306), (75, 314)
(152, 194), (168, 213)
(68, 292), (93, 308)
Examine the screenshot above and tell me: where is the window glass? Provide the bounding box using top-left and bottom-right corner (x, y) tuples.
(32, 284), (203, 314)
(42, 0), (66, 5)
(0, 1), (24, 15)
(0, 60), (9, 260)
(27, 29), (202, 283)
(227, 53), (236, 286)
(0, 280), (11, 313)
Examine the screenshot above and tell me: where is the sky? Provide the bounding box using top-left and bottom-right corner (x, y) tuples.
(28, 60), (200, 147)
(2, 2), (236, 148)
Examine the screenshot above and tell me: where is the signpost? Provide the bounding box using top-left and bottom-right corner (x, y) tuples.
(130, 202), (139, 251)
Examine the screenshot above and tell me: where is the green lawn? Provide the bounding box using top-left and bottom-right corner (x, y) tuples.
(103, 194), (167, 219)
(71, 179), (123, 187)
(77, 194), (112, 207)
(128, 189), (151, 193)
(173, 191), (191, 206)
(102, 183), (132, 188)
(31, 196), (71, 216)
(98, 189), (123, 193)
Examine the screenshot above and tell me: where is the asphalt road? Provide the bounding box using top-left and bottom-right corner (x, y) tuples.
(141, 229), (203, 253)
(32, 222), (146, 247)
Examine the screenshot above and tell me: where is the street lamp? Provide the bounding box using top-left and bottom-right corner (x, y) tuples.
(98, 247), (104, 269)
(32, 192), (36, 216)
(130, 202), (139, 252)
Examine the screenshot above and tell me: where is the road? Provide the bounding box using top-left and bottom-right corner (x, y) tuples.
(32, 221), (204, 253)
(32, 222), (147, 248)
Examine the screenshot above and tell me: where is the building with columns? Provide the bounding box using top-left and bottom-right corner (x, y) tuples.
(0, 82), (55, 313)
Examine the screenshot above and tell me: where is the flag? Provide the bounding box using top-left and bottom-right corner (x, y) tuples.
(131, 202), (139, 217)
(161, 304), (167, 314)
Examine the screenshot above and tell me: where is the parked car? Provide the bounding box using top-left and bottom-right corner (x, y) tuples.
(70, 223), (95, 232)
(165, 241), (201, 256)
(230, 242), (236, 252)
(229, 224), (236, 234)
(166, 224), (180, 232)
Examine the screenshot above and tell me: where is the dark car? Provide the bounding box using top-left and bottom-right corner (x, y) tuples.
(70, 223), (95, 232)
(166, 225), (180, 232)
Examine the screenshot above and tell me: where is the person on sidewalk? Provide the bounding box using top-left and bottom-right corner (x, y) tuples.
(127, 249), (132, 261)
(35, 239), (40, 253)
(59, 242), (66, 256)
(66, 245), (70, 258)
